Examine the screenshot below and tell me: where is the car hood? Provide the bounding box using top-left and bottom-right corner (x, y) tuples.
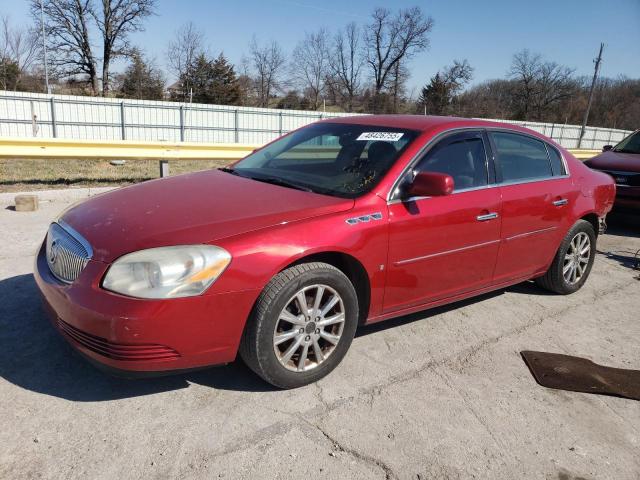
(587, 150), (640, 172)
(61, 169), (354, 263)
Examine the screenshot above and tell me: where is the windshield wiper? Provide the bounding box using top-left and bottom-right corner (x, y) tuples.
(613, 149), (639, 154)
(247, 175), (314, 192)
(218, 166), (239, 175)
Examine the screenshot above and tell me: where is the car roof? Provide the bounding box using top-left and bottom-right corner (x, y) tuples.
(322, 114), (542, 137)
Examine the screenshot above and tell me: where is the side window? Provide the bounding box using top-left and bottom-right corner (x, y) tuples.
(491, 132), (552, 183)
(547, 146), (566, 176)
(415, 133), (488, 191)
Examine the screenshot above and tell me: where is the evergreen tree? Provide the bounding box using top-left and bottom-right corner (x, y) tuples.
(417, 73), (449, 114)
(0, 57), (21, 90)
(119, 51), (165, 100)
(417, 60), (473, 115)
(179, 53), (242, 105)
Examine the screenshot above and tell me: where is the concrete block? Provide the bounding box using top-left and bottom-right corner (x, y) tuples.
(14, 194), (39, 212)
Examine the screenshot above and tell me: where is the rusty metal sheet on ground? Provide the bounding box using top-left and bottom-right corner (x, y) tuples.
(521, 350), (640, 401)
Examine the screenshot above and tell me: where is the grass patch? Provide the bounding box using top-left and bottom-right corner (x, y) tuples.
(0, 158), (233, 193)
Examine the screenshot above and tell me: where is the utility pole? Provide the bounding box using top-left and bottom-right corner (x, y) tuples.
(39, 0), (51, 94)
(578, 43), (604, 148)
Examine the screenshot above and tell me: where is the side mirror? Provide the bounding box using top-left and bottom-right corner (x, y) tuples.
(406, 171), (454, 198)
(602, 145), (613, 152)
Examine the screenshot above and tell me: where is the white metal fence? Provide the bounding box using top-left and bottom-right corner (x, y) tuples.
(0, 90), (633, 149)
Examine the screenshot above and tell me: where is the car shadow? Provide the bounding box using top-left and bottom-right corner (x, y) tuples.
(599, 251), (640, 272)
(0, 273), (558, 402)
(605, 212), (640, 239)
(0, 273), (278, 402)
(356, 281), (553, 338)
(599, 213), (640, 273)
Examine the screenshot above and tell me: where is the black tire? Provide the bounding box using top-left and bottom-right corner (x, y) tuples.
(239, 262), (359, 389)
(535, 220), (597, 295)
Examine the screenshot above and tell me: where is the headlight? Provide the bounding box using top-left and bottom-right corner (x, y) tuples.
(102, 245), (231, 299)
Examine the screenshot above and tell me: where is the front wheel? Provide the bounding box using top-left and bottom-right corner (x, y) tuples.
(239, 262), (359, 389)
(535, 220), (596, 294)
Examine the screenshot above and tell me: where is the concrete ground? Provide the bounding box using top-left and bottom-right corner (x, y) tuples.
(0, 191), (639, 480)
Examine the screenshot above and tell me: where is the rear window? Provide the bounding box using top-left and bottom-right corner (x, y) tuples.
(547, 146), (566, 176)
(491, 132), (552, 183)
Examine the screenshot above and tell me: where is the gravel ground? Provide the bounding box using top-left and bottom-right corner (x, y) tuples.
(0, 191), (639, 480)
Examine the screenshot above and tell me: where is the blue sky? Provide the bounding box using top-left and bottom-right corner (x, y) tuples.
(4, 0), (640, 94)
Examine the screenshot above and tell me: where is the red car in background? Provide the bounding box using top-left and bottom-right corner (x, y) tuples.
(34, 116), (616, 388)
(585, 129), (640, 212)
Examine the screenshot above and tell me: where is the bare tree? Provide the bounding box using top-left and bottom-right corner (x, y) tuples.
(32, 0), (155, 95)
(31, 0), (99, 94)
(249, 37), (285, 108)
(364, 7), (434, 111)
(1, 16), (39, 72)
(93, 0), (156, 95)
(442, 60), (473, 89)
(509, 49), (575, 120)
(166, 21), (205, 94)
(291, 29), (329, 110)
(328, 22), (363, 112)
(389, 60), (411, 113)
(533, 60), (576, 119)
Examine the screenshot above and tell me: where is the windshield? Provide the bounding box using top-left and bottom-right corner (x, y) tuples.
(230, 123), (419, 198)
(613, 131), (640, 154)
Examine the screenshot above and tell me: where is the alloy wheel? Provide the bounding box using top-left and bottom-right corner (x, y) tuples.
(563, 232), (591, 285)
(273, 284), (345, 372)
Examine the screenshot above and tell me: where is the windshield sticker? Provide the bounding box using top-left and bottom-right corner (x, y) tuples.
(356, 132), (404, 142)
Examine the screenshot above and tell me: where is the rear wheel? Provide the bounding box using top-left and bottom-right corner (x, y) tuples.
(239, 262), (359, 389)
(535, 220), (596, 294)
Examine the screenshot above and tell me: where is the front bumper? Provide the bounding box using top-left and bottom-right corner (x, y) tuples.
(34, 243), (260, 374)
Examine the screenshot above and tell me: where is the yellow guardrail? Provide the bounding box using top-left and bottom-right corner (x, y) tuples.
(0, 137), (601, 161)
(0, 137), (259, 160)
(568, 149), (600, 159)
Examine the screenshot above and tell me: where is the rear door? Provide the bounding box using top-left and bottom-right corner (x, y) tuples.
(384, 130), (502, 312)
(489, 131), (575, 283)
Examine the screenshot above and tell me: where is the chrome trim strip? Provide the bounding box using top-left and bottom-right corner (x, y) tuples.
(393, 239), (501, 266)
(387, 175), (570, 205)
(386, 125), (571, 203)
(552, 199), (569, 206)
(57, 219), (94, 259)
(497, 174), (569, 188)
(504, 226), (557, 242)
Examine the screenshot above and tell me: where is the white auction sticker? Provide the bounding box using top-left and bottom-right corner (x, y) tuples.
(356, 132), (404, 142)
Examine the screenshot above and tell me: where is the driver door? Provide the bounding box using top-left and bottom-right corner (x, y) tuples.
(384, 130), (502, 313)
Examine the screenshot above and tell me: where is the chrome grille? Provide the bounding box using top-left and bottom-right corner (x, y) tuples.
(46, 221), (92, 283)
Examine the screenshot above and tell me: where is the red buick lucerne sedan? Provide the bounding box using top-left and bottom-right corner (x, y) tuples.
(35, 116), (616, 388)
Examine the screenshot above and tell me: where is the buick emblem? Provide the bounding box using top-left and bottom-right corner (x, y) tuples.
(49, 239), (59, 264)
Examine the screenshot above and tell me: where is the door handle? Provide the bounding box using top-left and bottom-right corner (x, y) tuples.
(476, 212), (499, 221)
(552, 199), (569, 206)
